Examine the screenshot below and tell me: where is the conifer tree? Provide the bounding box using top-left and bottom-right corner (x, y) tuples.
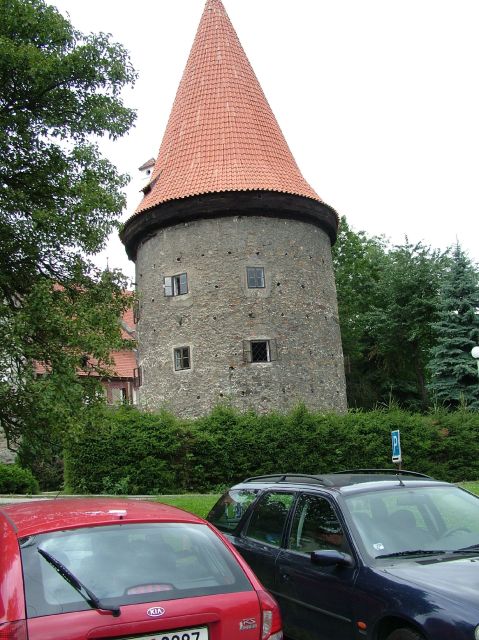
(363, 240), (447, 410)
(428, 245), (479, 409)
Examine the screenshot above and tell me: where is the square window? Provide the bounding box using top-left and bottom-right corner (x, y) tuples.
(174, 347), (191, 371)
(164, 273), (188, 296)
(243, 339), (278, 363)
(251, 340), (269, 362)
(246, 267), (265, 289)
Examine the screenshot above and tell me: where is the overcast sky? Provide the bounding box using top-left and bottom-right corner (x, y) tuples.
(50, 0), (479, 282)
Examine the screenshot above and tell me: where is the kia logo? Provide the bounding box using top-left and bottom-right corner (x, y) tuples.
(147, 606), (165, 617)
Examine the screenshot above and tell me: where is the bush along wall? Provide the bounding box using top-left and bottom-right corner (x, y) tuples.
(17, 428), (64, 491)
(0, 464), (40, 494)
(63, 404), (479, 494)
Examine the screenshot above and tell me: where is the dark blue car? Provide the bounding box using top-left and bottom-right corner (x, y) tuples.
(207, 470), (479, 640)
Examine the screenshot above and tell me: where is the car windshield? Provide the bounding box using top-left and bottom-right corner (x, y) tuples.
(344, 485), (479, 559)
(20, 522), (252, 618)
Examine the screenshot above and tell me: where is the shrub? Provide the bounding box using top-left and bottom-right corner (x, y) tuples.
(64, 405), (190, 494)
(63, 404), (479, 494)
(17, 428), (64, 491)
(0, 464), (40, 494)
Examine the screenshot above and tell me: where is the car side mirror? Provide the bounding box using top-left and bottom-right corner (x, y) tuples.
(310, 549), (354, 568)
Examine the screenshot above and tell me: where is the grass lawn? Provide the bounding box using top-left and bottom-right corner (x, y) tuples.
(459, 481), (479, 495)
(155, 494), (220, 518)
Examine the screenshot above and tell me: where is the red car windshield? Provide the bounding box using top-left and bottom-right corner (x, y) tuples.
(20, 522), (252, 617)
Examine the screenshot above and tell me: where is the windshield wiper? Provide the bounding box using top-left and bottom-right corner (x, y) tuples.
(454, 544), (479, 554)
(376, 549), (447, 559)
(38, 548), (120, 617)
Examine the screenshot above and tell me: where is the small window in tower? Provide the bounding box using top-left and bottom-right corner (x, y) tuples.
(252, 340), (268, 362)
(164, 273), (188, 297)
(243, 339), (278, 363)
(246, 267), (265, 289)
(174, 346), (191, 371)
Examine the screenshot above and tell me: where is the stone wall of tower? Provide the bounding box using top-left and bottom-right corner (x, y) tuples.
(135, 214), (347, 417)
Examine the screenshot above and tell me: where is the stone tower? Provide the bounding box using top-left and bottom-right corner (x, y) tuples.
(121, 0), (347, 417)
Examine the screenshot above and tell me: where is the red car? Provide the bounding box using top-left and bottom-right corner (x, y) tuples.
(0, 497), (283, 640)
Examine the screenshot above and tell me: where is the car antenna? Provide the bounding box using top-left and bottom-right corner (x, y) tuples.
(396, 473), (405, 487)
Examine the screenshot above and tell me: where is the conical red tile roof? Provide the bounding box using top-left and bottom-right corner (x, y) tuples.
(135, 0), (321, 215)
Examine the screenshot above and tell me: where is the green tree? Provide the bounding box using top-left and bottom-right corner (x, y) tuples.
(334, 223), (452, 410)
(0, 0), (137, 452)
(364, 241), (448, 410)
(332, 217), (388, 407)
(427, 245), (479, 409)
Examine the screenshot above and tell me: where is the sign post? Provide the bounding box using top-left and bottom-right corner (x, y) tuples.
(391, 429), (402, 469)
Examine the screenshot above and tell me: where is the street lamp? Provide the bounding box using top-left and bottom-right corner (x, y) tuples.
(472, 346), (479, 381)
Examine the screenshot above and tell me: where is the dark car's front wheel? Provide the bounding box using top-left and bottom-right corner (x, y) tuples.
(386, 628), (424, 640)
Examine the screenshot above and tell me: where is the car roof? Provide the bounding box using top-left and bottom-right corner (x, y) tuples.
(233, 470), (450, 495)
(0, 497), (203, 537)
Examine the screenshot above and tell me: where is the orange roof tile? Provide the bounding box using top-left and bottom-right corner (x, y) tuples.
(135, 0), (321, 214)
(120, 305), (136, 341)
(35, 302), (137, 379)
(108, 350), (137, 379)
(35, 352), (137, 380)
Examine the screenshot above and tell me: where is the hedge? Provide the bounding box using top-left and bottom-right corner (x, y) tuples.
(17, 430), (64, 491)
(0, 464), (40, 494)
(63, 405), (479, 494)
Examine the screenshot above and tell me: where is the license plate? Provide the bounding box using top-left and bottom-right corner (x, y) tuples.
(126, 628), (208, 640)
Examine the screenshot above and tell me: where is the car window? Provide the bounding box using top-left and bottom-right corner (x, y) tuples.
(244, 492), (294, 547)
(345, 486), (479, 558)
(288, 494), (347, 554)
(20, 523), (253, 618)
(208, 489), (259, 532)
(422, 488), (479, 532)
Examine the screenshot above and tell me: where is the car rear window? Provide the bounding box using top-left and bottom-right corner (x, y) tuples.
(208, 489), (259, 532)
(20, 522), (253, 618)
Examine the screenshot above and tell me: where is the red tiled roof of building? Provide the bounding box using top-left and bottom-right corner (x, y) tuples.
(135, 0), (321, 215)
(107, 350), (137, 379)
(35, 300), (137, 380)
(120, 305), (135, 341)
(36, 352), (136, 379)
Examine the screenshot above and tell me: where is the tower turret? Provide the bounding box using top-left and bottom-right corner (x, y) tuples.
(121, 0), (347, 416)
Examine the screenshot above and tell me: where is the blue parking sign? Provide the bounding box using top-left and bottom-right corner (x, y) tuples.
(391, 430), (401, 463)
